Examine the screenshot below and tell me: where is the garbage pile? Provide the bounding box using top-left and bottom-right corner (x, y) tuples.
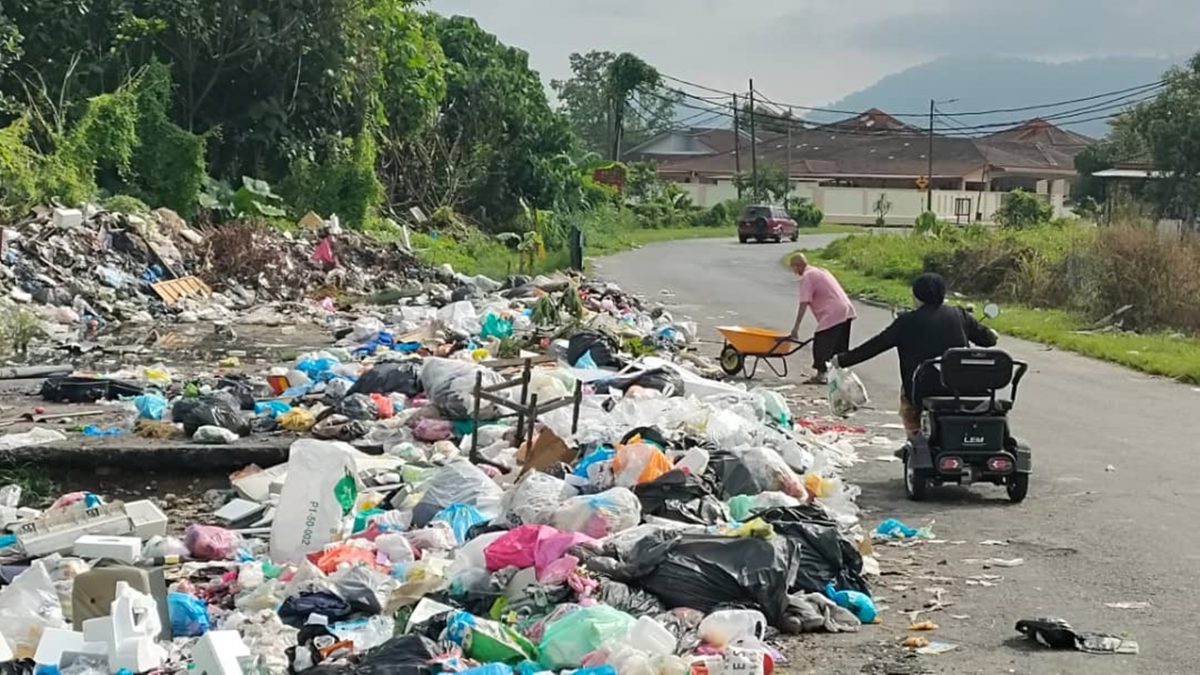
(0, 206), (434, 339)
(0, 216), (877, 674)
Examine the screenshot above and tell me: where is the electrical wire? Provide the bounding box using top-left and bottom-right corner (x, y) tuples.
(662, 72), (1166, 119)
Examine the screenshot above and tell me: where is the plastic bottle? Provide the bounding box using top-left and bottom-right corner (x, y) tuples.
(674, 447), (710, 476)
(629, 616), (677, 657)
(698, 609), (767, 648)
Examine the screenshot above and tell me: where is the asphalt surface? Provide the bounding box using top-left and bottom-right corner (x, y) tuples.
(596, 235), (1199, 674)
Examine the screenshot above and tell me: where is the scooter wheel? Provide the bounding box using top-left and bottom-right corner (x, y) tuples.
(719, 345), (744, 376)
(904, 448), (930, 501)
(1007, 474), (1029, 503)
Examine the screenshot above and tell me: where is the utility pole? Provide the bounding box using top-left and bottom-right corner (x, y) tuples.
(786, 124), (793, 204)
(733, 94), (743, 199)
(926, 99), (934, 213)
(749, 79), (759, 202)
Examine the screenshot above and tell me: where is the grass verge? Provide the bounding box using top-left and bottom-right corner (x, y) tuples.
(0, 463), (57, 504)
(801, 248), (1200, 383)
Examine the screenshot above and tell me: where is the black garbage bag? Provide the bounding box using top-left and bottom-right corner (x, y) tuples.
(620, 426), (671, 449)
(41, 376), (143, 403)
(347, 361), (423, 397)
(566, 330), (620, 368)
(755, 505), (869, 595)
(278, 591), (353, 628)
(597, 368), (685, 397)
(1014, 617), (1140, 654)
(633, 471), (730, 525)
(172, 391), (251, 437)
(337, 393), (379, 421)
(306, 635), (440, 675)
(217, 377), (257, 411)
(600, 531), (804, 628)
(595, 578), (666, 616)
(0, 661), (34, 675)
(653, 608), (705, 654)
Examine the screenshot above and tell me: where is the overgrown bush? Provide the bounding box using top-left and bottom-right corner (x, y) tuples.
(1090, 226), (1200, 332)
(0, 308), (43, 356)
(282, 134), (383, 228)
(994, 189), (1053, 229)
(789, 198), (823, 227)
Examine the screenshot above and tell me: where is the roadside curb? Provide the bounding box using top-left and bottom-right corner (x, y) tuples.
(1, 440), (293, 471)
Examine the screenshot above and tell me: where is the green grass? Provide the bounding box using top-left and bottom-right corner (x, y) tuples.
(0, 463), (57, 504)
(800, 248), (1200, 383)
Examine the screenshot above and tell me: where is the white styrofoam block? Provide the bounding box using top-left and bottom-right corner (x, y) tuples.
(33, 628), (85, 665)
(111, 638), (167, 674)
(73, 535), (142, 563)
(192, 631), (251, 675)
(52, 208), (84, 229)
(124, 500), (167, 538)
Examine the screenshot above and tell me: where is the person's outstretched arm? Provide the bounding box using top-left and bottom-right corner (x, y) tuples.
(836, 319), (901, 368)
(963, 309), (999, 347)
(790, 302), (809, 337)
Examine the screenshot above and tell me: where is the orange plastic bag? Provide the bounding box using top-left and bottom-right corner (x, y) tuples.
(312, 543), (378, 574)
(612, 443), (674, 486)
(369, 393), (394, 419)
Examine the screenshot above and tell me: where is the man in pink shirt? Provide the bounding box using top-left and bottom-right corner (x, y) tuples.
(788, 253), (856, 384)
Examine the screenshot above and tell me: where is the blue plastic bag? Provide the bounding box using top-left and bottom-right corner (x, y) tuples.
(134, 393), (167, 421)
(480, 314), (513, 340)
(824, 583), (876, 623)
(82, 425), (123, 437)
(874, 518), (932, 539)
(254, 400), (292, 418)
(460, 665), (513, 675)
(168, 591), (210, 637)
(432, 503), (487, 544)
(296, 355), (340, 382)
(573, 445), (615, 478)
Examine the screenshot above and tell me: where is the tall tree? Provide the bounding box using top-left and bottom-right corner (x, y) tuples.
(552, 51), (675, 158)
(1131, 54), (1200, 226)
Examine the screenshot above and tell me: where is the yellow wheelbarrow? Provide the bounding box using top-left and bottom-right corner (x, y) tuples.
(717, 325), (814, 378)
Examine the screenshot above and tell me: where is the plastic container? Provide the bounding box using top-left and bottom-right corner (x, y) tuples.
(673, 447), (710, 476)
(698, 609), (767, 648)
(628, 616), (676, 657)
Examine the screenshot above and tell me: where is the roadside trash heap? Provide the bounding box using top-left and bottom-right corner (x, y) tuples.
(0, 221), (876, 674)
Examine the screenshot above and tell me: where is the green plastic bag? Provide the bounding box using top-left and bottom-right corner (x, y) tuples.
(538, 605), (636, 669)
(481, 313), (514, 340)
(446, 611), (538, 664)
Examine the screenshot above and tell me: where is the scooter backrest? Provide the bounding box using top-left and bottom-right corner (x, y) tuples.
(939, 348), (1014, 395)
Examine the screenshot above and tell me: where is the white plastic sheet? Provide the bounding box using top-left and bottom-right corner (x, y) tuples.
(0, 560), (66, 659)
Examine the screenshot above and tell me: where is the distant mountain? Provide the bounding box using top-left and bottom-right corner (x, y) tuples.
(810, 55), (1181, 139)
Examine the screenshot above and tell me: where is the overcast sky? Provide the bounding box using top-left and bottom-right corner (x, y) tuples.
(426, 0), (1191, 105)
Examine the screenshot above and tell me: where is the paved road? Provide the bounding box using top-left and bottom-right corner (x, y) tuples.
(596, 236), (1199, 674)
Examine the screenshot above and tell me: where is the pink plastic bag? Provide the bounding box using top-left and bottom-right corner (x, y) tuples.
(184, 524), (242, 561)
(413, 418), (454, 442)
(311, 238), (336, 266)
(484, 525), (595, 575)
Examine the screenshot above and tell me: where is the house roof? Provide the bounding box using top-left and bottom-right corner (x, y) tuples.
(622, 127), (764, 162)
(654, 111), (1096, 181)
(817, 108), (924, 134)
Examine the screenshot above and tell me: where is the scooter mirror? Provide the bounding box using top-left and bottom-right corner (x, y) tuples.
(983, 303), (1001, 319)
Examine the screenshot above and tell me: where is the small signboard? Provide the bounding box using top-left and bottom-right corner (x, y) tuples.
(593, 166), (626, 190)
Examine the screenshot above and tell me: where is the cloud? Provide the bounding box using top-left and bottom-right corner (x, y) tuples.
(425, 0), (1185, 106)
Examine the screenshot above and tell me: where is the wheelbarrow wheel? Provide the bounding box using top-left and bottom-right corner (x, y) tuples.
(719, 345), (745, 376)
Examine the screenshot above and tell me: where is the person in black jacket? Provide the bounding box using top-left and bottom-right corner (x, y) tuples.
(834, 273), (997, 437)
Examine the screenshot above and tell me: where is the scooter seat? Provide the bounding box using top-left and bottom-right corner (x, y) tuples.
(922, 396), (1012, 414)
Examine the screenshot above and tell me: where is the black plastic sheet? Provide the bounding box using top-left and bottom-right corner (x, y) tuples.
(633, 471), (730, 525)
(278, 591), (353, 628)
(306, 635), (440, 675)
(40, 376), (143, 403)
(172, 391), (251, 436)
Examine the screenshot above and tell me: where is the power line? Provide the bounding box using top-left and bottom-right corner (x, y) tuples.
(663, 72), (1166, 120)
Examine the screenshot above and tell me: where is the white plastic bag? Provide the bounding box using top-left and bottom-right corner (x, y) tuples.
(827, 365), (869, 416)
(0, 560), (66, 659)
(420, 357), (508, 419)
(411, 459), (503, 527)
(553, 487), (641, 538)
(269, 440), (360, 562)
(437, 301), (480, 335)
(501, 471), (573, 525)
(706, 409), (755, 449)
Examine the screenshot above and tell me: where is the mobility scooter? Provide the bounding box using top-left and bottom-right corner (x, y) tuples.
(902, 347), (1031, 503)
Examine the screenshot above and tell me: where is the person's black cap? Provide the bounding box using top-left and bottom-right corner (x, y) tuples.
(912, 273), (946, 306)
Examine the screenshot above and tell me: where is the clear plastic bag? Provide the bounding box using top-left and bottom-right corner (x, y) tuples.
(502, 471), (574, 526)
(412, 459), (503, 527)
(753, 388), (793, 427)
(612, 444), (674, 487)
(553, 487), (641, 538)
(437, 301), (481, 335)
(827, 365), (869, 417)
(706, 409), (755, 449)
(0, 560), (65, 659)
(726, 447), (807, 499)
